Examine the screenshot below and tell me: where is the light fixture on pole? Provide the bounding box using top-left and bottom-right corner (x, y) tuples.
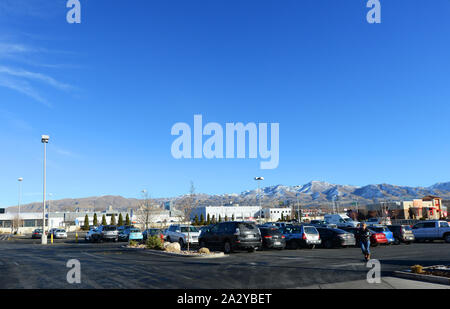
(18, 177), (23, 231)
(254, 177), (264, 223)
(41, 135), (49, 245)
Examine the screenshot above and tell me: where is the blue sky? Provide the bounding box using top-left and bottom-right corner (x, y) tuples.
(1, 0), (450, 206)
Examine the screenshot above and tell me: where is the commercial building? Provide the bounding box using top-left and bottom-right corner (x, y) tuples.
(261, 208), (292, 221)
(365, 196), (447, 220)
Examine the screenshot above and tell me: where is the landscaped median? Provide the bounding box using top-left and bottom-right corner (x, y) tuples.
(123, 236), (226, 259)
(394, 265), (450, 285)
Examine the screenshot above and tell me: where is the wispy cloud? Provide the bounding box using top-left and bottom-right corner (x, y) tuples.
(0, 65), (73, 91)
(0, 76), (50, 106)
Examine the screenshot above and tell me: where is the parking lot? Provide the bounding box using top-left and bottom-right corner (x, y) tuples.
(0, 235), (449, 289)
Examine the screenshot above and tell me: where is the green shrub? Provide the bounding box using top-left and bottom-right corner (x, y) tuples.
(146, 235), (164, 250)
(129, 240), (138, 247)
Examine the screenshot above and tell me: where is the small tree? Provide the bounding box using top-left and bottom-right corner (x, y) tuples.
(93, 213), (98, 226)
(224, 215), (228, 222)
(200, 214), (205, 225)
(102, 215), (107, 226)
(193, 215), (200, 226)
(110, 214), (116, 225)
(218, 215), (222, 223)
(83, 214), (90, 230)
(118, 213), (124, 226)
(231, 214), (235, 221)
(125, 213), (131, 226)
(207, 214), (211, 225)
(211, 215), (216, 224)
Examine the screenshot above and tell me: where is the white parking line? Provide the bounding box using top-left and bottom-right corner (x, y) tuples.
(331, 263), (364, 268)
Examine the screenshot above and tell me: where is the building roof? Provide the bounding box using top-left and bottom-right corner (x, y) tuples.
(423, 195), (441, 201)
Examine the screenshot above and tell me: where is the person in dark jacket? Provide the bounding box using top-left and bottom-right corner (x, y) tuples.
(357, 223), (371, 261)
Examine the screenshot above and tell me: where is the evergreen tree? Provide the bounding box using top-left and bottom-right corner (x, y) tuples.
(231, 214), (235, 221)
(194, 215), (199, 226)
(93, 213), (98, 226)
(118, 213), (124, 226)
(200, 214), (205, 225)
(224, 215), (228, 222)
(125, 213), (130, 226)
(102, 214), (107, 225)
(281, 213), (285, 221)
(207, 214), (211, 225)
(212, 215), (216, 224)
(218, 215), (222, 223)
(110, 214), (116, 225)
(83, 214), (89, 230)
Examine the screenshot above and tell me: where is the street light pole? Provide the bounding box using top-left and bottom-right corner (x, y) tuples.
(41, 135), (49, 245)
(18, 178), (23, 232)
(254, 177), (264, 223)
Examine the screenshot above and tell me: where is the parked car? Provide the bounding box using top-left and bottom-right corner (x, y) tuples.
(143, 228), (165, 241)
(31, 229), (43, 239)
(198, 221), (262, 253)
(91, 225), (119, 242)
(165, 224), (201, 247)
(85, 228), (97, 241)
(119, 227), (143, 242)
(341, 226), (388, 247)
(412, 220), (450, 243)
(368, 226), (395, 245)
(52, 229), (68, 239)
(324, 214), (359, 228)
(366, 217), (392, 226)
(387, 225), (415, 244)
(316, 227), (356, 248)
(281, 225), (321, 249)
(309, 220), (337, 229)
(259, 227), (286, 250)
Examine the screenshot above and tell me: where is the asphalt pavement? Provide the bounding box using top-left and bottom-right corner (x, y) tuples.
(0, 237), (449, 289)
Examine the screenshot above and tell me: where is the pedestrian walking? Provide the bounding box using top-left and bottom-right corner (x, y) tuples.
(357, 223), (371, 261)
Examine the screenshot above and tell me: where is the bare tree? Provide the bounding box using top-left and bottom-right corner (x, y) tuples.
(136, 190), (159, 231)
(177, 181), (199, 252)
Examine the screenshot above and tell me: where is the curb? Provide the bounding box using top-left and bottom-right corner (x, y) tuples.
(394, 271), (450, 285)
(122, 246), (227, 259)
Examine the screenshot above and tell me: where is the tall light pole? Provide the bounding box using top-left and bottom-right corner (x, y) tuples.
(48, 193), (53, 229)
(17, 177), (23, 233)
(41, 135), (49, 245)
(254, 177), (264, 223)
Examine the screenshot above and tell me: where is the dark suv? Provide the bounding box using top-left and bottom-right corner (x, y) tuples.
(198, 221), (262, 253)
(387, 225), (415, 244)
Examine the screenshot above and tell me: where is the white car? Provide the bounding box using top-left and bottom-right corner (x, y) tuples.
(324, 214), (359, 228)
(165, 224), (200, 247)
(366, 217), (392, 226)
(53, 229), (68, 239)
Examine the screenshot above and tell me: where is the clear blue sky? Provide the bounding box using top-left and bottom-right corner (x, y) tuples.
(1, 0), (450, 206)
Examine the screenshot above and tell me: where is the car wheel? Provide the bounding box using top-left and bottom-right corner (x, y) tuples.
(199, 240), (207, 248)
(247, 247), (255, 253)
(444, 234), (450, 243)
(167, 236), (172, 243)
(309, 245), (315, 249)
(394, 238), (400, 245)
(405, 241), (411, 245)
(178, 238), (185, 248)
(224, 241), (232, 254)
(324, 240), (333, 249)
(114, 237), (118, 242)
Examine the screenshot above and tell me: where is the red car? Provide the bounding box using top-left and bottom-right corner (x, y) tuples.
(370, 231), (388, 246)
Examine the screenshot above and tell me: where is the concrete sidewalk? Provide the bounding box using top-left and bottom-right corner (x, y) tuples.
(303, 277), (450, 289)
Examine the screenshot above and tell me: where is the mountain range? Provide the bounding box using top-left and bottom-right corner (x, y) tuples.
(6, 181), (450, 212)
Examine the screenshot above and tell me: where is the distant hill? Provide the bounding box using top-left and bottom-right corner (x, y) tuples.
(6, 181), (450, 212)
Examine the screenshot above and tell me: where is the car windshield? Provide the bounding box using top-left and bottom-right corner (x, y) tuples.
(402, 226), (412, 231)
(130, 229), (140, 233)
(238, 223), (257, 231)
(56, 230), (65, 233)
(180, 226), (199, 233)
(103, 226), (117, 231)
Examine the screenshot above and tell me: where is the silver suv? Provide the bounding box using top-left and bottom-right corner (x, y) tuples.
(91, 225), (119, 242)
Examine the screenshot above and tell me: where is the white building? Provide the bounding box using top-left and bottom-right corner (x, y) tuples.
(261, 208), (292, 221)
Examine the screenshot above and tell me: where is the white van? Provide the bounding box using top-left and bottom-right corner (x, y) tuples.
(324, 214), (359, 228)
